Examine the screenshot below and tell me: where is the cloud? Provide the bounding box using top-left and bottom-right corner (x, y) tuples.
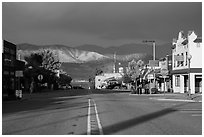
(2, 2), (202, 46)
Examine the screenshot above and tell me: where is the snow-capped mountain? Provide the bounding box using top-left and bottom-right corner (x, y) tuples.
(17, 44), (109, 63)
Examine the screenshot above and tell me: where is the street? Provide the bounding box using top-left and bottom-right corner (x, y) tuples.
(2, 89), (202, 135)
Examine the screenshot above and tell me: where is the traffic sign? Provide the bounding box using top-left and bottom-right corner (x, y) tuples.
(38, 74), (43, 81)
(161, 69), (168, 76)
(147, 74), (154, 79)
(160, 60), (168, 70)
(149, 60), (159, 67)
(174, 55), (184, 61)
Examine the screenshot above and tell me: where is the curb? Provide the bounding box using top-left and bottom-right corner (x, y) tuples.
(149, 97), (202, 102)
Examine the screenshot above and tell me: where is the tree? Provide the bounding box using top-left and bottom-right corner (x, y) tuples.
(24, 49), (62, 92)
(39, 49), (61, 71)
(122, 74), (133, 84)
(24, 53), (43, 69)
(58, 74), (72, 85)
(127, 59), (144, 90)
(95, 68), (103, 76)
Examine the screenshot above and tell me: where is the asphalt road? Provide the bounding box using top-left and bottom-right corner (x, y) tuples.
(2, 89), (202, 135)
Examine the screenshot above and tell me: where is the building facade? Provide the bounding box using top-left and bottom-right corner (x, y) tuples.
(2, 40), (25, 99)
(171, 31), (202, 94)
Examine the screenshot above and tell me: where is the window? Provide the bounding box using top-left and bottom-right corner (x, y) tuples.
(181, 53), (184, 66)
(10, 56), (15, 67)
(175, 75), (180, 87)
(3, 47), (9, 53)
(4, 54), (11, 66)
(173, 56), (176, 68)
(177, 54), (180, 67)
(10, 49), (16, 55)
(185, 52), (188, 66)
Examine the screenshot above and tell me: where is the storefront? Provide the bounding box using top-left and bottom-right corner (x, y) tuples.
(171, 68), (202, 94)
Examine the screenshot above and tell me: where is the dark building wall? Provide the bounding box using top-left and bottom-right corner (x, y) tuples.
(2, 40), (17, 98)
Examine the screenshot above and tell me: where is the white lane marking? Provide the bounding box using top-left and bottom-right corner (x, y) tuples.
(52, 100), (68, 104)
(87, 99), (91, 135)
(179, 111), (201, 113)
(150, 98), (195, 102)
(54, 96), (82, 99)
(93, 99), (104, 135)
(179, 109), (202, 111)
(192, 114), (202, 117)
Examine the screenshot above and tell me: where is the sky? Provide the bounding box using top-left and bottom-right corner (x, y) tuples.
(2, 2), (202, 48)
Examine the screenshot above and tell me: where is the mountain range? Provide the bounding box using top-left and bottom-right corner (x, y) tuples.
(17, 43), (171, 80)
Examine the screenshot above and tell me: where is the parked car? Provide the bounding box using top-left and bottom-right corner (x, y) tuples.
(73, 85), (84, 89)
(151, 88), (160, 94)
(59, 84), (72, 90)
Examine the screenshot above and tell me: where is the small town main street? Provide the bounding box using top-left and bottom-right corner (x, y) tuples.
(2, 89), (202, 135)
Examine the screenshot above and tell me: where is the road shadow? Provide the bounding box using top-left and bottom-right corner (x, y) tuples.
(3, 110), (109, 135)
(2, 89), (129, 115)
(81, 103), (189, 135)
(2, 93), (87, 115)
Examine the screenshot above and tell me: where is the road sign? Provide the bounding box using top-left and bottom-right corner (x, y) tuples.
(160, 60), (168, 70)
(174, 55), (184, 61)
(38, 74), (43, 81)
(161, 69), (168, 76)
(149, 60), (159, 67)
(15, 71), (23, 77)
(147, 74), (154, 79)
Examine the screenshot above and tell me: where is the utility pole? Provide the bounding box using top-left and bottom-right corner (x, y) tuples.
(143, 40), (156, 94)
(113, 52), (116, 73)
(188, 54), (192, 98)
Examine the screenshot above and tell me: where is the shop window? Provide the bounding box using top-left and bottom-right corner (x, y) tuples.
(175, 75), (180, 87)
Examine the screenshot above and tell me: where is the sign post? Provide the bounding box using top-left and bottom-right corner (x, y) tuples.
(161, 69), (168, 95)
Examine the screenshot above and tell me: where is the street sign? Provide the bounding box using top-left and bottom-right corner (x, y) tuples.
(161, 69), (168, 76)
(15, 71), (23, 77)
(147, 74), (154, 79)
(174, 55), (184, 61)
(38, 74), (43, 81)
(149, 60), (159, 67)
(160, 60), (168, 70)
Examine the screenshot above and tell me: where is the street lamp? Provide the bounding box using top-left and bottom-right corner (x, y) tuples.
(187, 54), (192, 98)
(143, 40), (156, 94)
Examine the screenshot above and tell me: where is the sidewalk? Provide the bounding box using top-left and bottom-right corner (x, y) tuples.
(3, 90), (77, 103)
(162, 93), (202, 102)
(130, 92), (202, 102)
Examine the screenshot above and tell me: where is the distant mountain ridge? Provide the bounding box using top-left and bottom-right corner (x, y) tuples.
(17, 43), (153, 63)
(76, 43), (172, 58)
(16, 43), (156, 80)
(17, 43), (109, 63)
